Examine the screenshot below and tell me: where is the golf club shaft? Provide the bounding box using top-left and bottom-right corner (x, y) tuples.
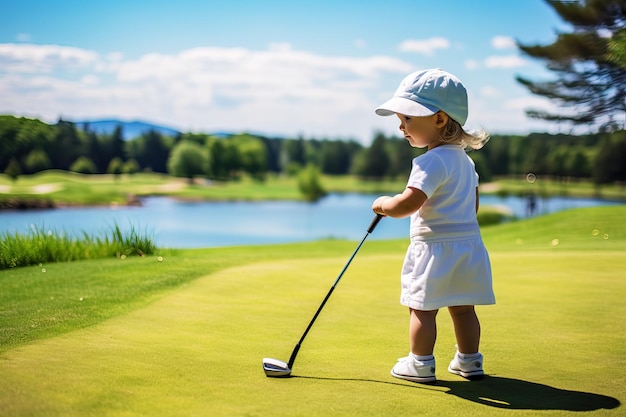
(287, 214), (383, 369)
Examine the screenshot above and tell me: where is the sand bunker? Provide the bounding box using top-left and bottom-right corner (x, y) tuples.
(31, 183), (62, 194)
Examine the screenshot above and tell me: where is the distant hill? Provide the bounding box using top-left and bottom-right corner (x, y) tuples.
(73, 119), (181, 140)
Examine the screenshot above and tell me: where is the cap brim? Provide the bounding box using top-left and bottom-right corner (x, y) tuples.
(375, 97), (439, 117)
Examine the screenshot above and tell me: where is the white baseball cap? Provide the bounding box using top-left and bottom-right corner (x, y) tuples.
(375, 68), (468, 125)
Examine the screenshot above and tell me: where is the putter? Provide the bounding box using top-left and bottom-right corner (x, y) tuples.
(263, 213), (383, 377)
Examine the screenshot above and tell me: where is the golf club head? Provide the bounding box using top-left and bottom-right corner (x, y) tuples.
(263, 358), (292, 377)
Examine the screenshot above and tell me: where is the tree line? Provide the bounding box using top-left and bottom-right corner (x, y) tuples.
(2, 115), (626, 186)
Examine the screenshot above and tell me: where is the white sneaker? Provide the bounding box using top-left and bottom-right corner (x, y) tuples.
(448, 351), (484, 380)
(391, 356), (436, 383)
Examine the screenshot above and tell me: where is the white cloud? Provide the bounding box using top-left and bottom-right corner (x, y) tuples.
(0, 43), (98, 73)
(268, 42), (293, 52)
(465, 59), (480, 70)
(0, 42), (561, 141)
(504, 95), (556, 111)
(491, 36), (516, 49)
(463, 91), (562, 135)
(484, 55), (527, 68)
(80, 75), (100, 85)
(0, 43), (414, 142)
(480, 86), (501, 97)
(398, 37), (450, 55)
(465, 54), (528, 70)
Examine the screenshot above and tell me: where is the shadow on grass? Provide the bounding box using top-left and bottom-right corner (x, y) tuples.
(295, 375), (621, 412)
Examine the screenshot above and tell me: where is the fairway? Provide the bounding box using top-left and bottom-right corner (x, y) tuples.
(1, 208), (625, 416)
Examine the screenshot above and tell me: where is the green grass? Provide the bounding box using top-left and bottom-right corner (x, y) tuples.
(0, 223), (157, 269)
(0, 241), (363, 352)
(0, 170), (184, 205)
(3, 170), (625, 206)
(0, 206), (625, 416)
(0, 170), (407, 205)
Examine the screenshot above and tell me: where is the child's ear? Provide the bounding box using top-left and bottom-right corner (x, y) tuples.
(435, 111), (449, 127)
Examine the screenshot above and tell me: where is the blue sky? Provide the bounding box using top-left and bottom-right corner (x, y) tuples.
(1, 0), (572, 142)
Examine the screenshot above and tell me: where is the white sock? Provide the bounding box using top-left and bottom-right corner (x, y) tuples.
(411, 353), (434, 361)
(458, 352), (480, 360)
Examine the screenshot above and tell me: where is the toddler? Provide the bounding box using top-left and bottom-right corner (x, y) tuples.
(372, 68), (495, 383)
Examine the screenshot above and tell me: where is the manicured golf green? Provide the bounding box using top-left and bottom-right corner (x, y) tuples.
(1, 207), (624, 416)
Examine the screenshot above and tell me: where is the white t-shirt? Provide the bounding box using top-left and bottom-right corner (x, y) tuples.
(406, 145), (480, 239)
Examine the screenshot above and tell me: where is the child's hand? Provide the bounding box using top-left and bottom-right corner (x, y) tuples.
(372, 196), (390, 215)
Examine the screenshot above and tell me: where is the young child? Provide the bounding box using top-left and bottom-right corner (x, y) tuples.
(371, 68), (495, 383)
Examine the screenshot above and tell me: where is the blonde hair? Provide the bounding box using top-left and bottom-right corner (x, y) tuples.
(439, 117), (489, 150)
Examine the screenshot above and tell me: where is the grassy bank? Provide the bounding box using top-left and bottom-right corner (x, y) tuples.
(0, 206), (624, 416)
(0, 224), (157, 269)
(2, 170), (626, 207)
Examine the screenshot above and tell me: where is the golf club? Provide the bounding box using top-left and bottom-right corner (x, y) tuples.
(263, 213), (383, 377)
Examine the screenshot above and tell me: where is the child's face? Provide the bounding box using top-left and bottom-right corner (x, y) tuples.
(395, 113), (443, 150)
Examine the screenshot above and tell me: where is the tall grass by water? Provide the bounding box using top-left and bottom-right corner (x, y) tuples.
(0, 223), (156, 269)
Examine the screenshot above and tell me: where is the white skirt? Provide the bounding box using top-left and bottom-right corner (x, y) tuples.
(400, 234), (495, 310)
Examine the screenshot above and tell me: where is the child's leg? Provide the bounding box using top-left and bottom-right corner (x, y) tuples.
(409, 308), (439, 356)
(391, 308), (439, 382)
(448, 305), (481, 353)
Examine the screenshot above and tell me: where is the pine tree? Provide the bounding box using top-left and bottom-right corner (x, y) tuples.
(516, 0), (626, 131)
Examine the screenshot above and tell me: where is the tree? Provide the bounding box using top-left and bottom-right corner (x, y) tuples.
(0, 116), (53, 172)
(24, 148), (51, 173)
(262, 137), (283, 173)
(546, 146), (569, 180)
(107, 157), (124, 177)
(282, 137), (307, 167)
(0, 116), (22, 171)
(565, 147), (591, 178)
(385, 135), (423, 179)
(297, 163), (327, 202)
(592, 131), (626, 183)
(469, 152), (493, 183)
(109, 125), (126, 162)
(231, 134), (268, 180)
(49, 120), (83, 170)
(167, 140), (208, 183)
(123, 159), (140, 175)
(206, 137), (239, 180)
(521, 134), (554, 176)
(516, 0), (626, 131)
(607, 27), (626, 68)
(320, 140), (356, 175)
(481, 135), (513, 177)
(353, 133), (390, 179)
(70, 156), (97, 174)
(138, 130), (170, 173)
(4, 157), (21, 181)
(84, 130), (105, 173)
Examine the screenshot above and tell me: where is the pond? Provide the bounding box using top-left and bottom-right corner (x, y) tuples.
(0, 194), (622, 248)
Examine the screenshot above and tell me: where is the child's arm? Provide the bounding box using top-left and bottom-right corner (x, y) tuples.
(372, 186), (427, 218)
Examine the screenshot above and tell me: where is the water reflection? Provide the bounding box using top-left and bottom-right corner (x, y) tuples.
(0, 194), (621, 248)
